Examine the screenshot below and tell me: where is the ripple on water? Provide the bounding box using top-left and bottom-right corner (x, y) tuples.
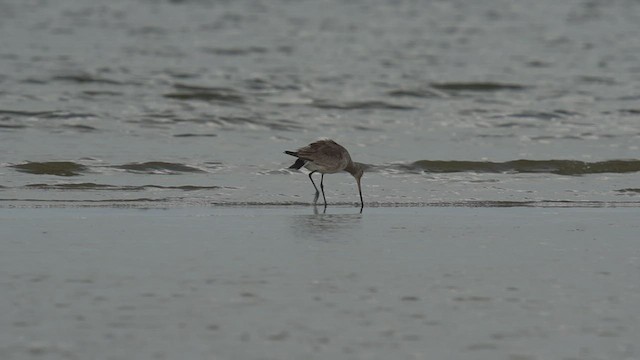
(23, 183), (224, 191)
(400, 159), (640, 176)
(310, 99), (417, 111)
(11, 162), (89, 177)
(429, 82), (530, 93)
(0, 110), (97, 120)
(112, 162), (206, 174)
(164, 84), (246, 104)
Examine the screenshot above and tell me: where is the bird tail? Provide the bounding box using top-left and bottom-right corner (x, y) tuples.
(284, 151), (306, 169)
(288, 158), (306, 169)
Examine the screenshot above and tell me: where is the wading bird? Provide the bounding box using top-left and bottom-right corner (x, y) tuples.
(285, 139), (365, 210)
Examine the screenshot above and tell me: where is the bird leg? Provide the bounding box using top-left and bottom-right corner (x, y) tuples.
(308, 171), (320, 204)
(320, 173), (327, 208)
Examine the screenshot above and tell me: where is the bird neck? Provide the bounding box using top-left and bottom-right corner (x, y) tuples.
(345, 161), (363, 177)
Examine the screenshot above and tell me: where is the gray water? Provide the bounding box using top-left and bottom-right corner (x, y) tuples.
(1, 0), (640, 208)
(3, 2), (640, 359)
(2, 206), (640, 360)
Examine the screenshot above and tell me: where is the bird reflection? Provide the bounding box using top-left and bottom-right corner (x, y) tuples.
(290, 208), (363, 242)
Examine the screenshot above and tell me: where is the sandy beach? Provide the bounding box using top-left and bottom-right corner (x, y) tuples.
(2, 206), (638, 360)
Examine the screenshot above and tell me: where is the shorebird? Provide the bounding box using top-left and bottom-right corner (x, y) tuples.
(285, 139), (365, 210)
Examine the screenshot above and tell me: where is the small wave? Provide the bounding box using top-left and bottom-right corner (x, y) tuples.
(430, 82), (529, 92)
(178, 200), (640, 209)
(164, 91), (245, 103)
(62, 124), (97, 132)
(616, 188), (640, 194)
(404, 159), (640, 175)
(508, 111), (566, 120)
(386, 88), (447, 98)
(164, 84), (245, 103)
(577, 75), (617, 85)
(113, 162), (206, 174)
(25, 183), (116, 190)
(171, 115), (302, 131)
(0, 109), (97, 119)
(0, 198), (177, 208)
(173, 133), (218, 137)
(311, 99), (416, 111)
(0, 123), (27, 129)
(52, 74), (124, 85)
(23, 183), (223, 191)
(2, 197), (639, 209)
(162, 185), (225, 190)
(81, 90), (121, 97)
(201, 46), (268, 56)
(243, 77), (300, 91)
(11, 162), (89, 176)
(618, 109), (640, 115)
(0, 110), (51, 117)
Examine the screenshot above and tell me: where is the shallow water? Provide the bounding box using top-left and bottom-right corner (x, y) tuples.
(2, 2), (640, 358)
(2, 207), (639, 360)
(1, 0), (640, 208)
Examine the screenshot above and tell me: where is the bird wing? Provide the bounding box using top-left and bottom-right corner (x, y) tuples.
(296, 140), (350, 171)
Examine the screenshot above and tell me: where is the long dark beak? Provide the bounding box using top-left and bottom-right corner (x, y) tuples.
(356, 176), (364, 212)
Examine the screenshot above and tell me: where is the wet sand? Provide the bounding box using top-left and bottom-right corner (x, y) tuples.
(1, 206), (639, 360)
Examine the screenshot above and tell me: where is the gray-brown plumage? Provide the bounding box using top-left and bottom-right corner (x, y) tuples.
(285, 139), (365, 210)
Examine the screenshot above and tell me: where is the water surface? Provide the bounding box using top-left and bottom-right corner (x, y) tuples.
(1, 0), (640, 208)
(1, 206), (639, 360)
